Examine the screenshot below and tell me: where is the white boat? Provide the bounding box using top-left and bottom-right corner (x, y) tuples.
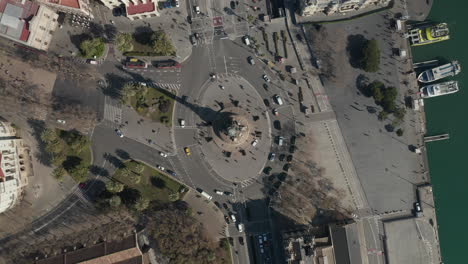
(420, 81), (459, 98)
(418, 61), (461, 83)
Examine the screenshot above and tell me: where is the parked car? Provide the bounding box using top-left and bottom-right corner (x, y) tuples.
(156, 165), (165, 171)
(230, 1), (236, 9)
(215, 190), (224, 195)
(263, 166), (272, 175)
(279, 154), (286, 161)
(239, 236), (244, 245)
(237, 223), (244, 232)
(263, 99), (270, 107)
(268, 152), (276, 161)
(273, 94), (283, 105)
(262, 74), (270, 82)
(277, 136), (284, 146)
(180, 119), (186, 128)
(248, 56), (255, 65)
(251, 139), (259, 147)
(273, 120), (281, 130)
(283, 163), (290, 172)
(166, 169), (177, 176)
(189, 35), (197, 46)
(230, 213), (237, 222)
(195, 5), (200, 14)
(224, 191), (233, 196)
(115, 129), (124, 138)
(159, 152), (168, 157)
(87, 59), (98, 65)
(272, 108), (279, 116)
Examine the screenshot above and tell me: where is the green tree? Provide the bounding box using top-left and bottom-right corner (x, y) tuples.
(396, 128), (404, 137)
(377, 111), (388, 121)
(69, 164), (89, 182)
(41, 128), (58, 143)
(247, 15), (255, 24)
(120, 167), (131, 177)
(129, 174), (141, 184)
(393, 107), (406, 120)
(151, 31), (176, 56)
(52, 166), (66, 181)
(133, 197), (149, 211)
(45, 140), (64, 154)
(69, 135), (88, 153)
(106, 181), (125, 193)
(109, 195), (122, 208)
(80, 38), (105, 58)
(115, 33), (134, 52)
(134, 163), (145, 174)
(51, 152), (66, 166)
(360, 39), (380, 72)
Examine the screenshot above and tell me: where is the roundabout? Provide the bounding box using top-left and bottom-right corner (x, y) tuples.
(194, 75), (272, 183)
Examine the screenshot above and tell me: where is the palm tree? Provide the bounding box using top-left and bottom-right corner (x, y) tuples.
(134, 163), (145, 174)
(133, 197), (149, 211)
(106, 181), (124, 193)
(109, 195), (122, 208)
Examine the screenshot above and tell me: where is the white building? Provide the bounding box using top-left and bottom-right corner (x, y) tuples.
(0, 0), (59, 50)
(299, 0), (390, 17)
(37, 0), (93, 18)
(99, 0), (159, 20)
(0, 122), (30, 214)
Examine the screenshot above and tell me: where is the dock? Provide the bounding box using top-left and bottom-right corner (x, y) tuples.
(424, 133), (449, 143)
(413, 60), (439, 69)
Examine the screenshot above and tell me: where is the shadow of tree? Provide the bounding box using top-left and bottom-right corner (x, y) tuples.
(119, 187), (141, 206)
(70, 33), (91, 51)
(103, 153), (125, 169)
(356, 74), (371, 97)
(115, 149), (130, 160)
(150, 177), (166, 189)
(26, 118), (52, 166)
(346, 34), (367, 69)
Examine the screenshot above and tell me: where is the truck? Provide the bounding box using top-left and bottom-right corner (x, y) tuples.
(200, 191), (213, 200)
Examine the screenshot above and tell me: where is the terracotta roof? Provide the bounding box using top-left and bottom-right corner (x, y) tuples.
(55, 0), (80, 9)
(126, 0), (155, 15)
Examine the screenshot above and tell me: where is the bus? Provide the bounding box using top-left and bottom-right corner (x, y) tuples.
(125, 58), (148, 69)
(153, 60), (181, 69)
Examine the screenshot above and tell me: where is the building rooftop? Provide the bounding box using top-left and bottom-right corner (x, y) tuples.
(329, 223), (363, 264)
(126, 0), (155, 15)
(36, 234), (143, 264)
(0, 0), (39, 43)
(47, 0), (80, 9)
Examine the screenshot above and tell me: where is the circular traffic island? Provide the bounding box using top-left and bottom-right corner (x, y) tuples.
(196, 76), (272, 183)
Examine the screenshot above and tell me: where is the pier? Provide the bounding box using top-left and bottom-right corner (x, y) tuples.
(413, 60), (439, 69)
(424, 133), (450, 143)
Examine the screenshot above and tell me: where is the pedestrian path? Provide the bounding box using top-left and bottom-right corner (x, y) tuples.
(103, 96), (122, 125)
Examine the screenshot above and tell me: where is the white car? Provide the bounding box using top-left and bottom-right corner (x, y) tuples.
(175, 0), (179, 7)
(115, 129), (124, 138)
(251, 139), (258, 147)
(195, 5), (200, 14)
(262, 74), (270, 82)
(180, 119), (186, 128)
(215, 190), (224, 195)
(230, 213), (237, 222)
(156, 165), (165, 171)
(159, 152), (168, 158)
(237, 223), (244, 232)
(57, 119), (66, 124)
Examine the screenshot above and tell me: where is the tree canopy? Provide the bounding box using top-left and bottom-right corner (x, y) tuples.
(150, 31), (176, 56)
(115, 33), (134, 52)
(360, 39), (380, 72)
(80, 38), (105, 58)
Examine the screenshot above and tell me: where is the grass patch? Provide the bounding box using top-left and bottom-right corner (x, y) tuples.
(113, 160), (186, 202)
(79, 38), (105, 58)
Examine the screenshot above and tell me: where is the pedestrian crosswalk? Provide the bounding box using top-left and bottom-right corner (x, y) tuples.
(240, 178), (256, 188)
(150, 82), (181, 93)
(103, 96), (122, 124)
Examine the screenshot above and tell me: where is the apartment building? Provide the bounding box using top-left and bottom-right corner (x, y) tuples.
(37, 0), (93, 18)
(99, 0), (159, 20)
(299, 0), (390, 17)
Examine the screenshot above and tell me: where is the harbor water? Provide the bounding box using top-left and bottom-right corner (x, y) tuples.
(411, 0), (467, 263)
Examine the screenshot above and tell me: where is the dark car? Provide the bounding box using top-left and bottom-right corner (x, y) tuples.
(166, 169), (177, 176)
(273, 120), (281, 130)
(224, 215), (230, 224)
(286, 155), (293, 162)
(268, 152), (276, 161)
(296, 33), (303, 42)
(239, 236), (244, 245)
(263, 166), (272, 175)
(290, 136), (296, 145)
(223, 203), (229, 210)
(214, 201), (221, 208)
(187, 15), (192, 24)
(263, 99), (270, 107)
(230, 1), (236, 9)
(263, 83), (269, 91)
(289, 145), (296, 153)
(283, 163), (290, 172)
(279, 154), (286, 161)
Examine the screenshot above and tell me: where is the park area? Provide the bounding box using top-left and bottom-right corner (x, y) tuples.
(112, 160), (186, 203)
(115, 31), (176, 57)
(121, 82), (175, 126)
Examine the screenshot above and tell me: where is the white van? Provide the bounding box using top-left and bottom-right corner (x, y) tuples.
(180, 119), (186, 128)
(278, 136), (284, 146)
(243, 36), (250, 46)
(195, 6), (200, 14)
(274, 94), (283, 105)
